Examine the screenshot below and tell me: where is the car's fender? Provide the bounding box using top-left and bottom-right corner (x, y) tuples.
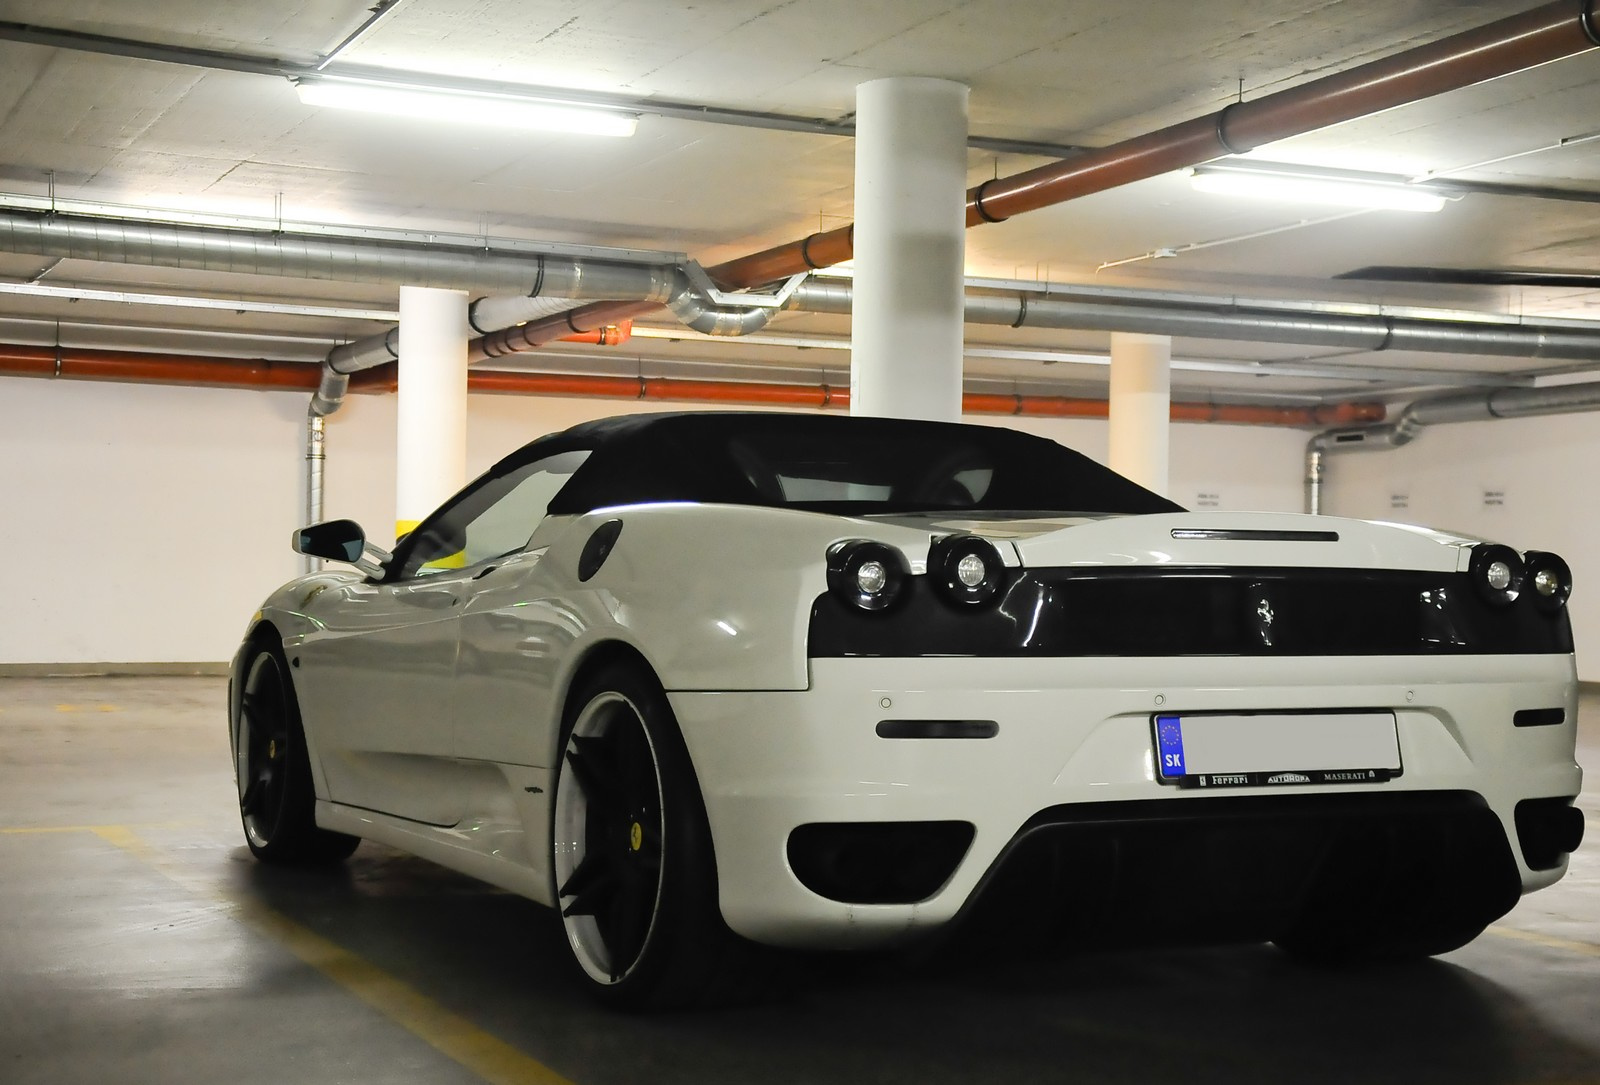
(537, 504), (936, 694)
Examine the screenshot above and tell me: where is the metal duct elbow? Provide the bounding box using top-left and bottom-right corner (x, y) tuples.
(310, 367), (349, 418)
(313, 327), (399, 417)
(327, 328), (399, 376)
(1304, 379), (1600, 512)
(666, 288), (777, 336)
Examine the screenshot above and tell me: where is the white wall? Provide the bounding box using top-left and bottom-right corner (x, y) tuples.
(1322, 410), (1600, 680)
(0, 374), (1306, 665)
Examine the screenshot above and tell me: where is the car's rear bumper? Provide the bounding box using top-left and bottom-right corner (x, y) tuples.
(669, 653), (1580, 949)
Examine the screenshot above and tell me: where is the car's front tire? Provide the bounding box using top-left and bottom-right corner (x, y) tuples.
(552, 662), (768, 1009)
(234, 644), (359, 865)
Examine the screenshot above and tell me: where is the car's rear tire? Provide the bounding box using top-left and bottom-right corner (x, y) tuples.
(234, 645), (359, 866)
(552, 662), (771, 1009)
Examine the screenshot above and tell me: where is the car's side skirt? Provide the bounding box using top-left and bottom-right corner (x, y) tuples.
(317, 798), (557, 909)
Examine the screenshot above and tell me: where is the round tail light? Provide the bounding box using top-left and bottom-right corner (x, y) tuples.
(1469, 543), (1525, 607)
(927, 535), (1008, 609)
(1523, 551), (1573, 612)
(826, 540), (910, 613)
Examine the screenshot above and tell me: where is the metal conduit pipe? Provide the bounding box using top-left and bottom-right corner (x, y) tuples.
(0, 340), (1383, 426)
(337, 262), (762, 390)
(0, 209), (676, 294)
(469, 294), (600, 333)
(789, 281), (1600, 360)
(303, 410), (326, 571)
(468, 265), (791, 359)
(473, 1), (1600, 359)
(709, 1), (1600, 291)
(485, 271), (1600, 370)
(1304, 380), (1600, 513)
(474, 299), (661, 360)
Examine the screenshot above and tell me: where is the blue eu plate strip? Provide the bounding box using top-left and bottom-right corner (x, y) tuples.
(1155, 714), (1186, 778)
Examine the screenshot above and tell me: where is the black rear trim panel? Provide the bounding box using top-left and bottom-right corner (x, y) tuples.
(810, 566), (1573, 657)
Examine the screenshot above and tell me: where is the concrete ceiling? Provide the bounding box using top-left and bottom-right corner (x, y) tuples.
(1, 0), (1598, 407)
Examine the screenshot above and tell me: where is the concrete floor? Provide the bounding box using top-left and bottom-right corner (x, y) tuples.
(1, 676), (1597, 1085)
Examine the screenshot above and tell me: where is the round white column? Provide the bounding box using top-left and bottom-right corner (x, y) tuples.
(849, 77), (969, 422)
(1108, 331), (1171, 496)
(396, 285), (469, 543)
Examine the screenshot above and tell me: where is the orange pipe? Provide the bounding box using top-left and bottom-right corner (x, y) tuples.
(0, 342), (1384, 426)
(556, 319), (632, 346)
(712, 2), (1597, 289)
(457, 368), (1384, 425)
(476, 302), (657, 360)
(468, 2), (1598, 360)
(0, 343), (321, 390)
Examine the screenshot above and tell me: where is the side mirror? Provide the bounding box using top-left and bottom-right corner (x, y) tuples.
(293, 519), (394, 576)
(294, 519), (367, 563)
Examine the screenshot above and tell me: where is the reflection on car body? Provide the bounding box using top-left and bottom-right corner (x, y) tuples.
(228, 411), (1585, 1008)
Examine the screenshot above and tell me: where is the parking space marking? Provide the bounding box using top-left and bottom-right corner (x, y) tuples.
(11, 824), (575, 1085)
(1, 822), (192, 835)
(1487, 925), (1600, 958)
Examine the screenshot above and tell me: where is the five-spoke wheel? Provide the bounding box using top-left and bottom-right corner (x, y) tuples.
(234, 643), (358, 865)
(554, 688), (666, 986)
(552, 663), (769, 1008)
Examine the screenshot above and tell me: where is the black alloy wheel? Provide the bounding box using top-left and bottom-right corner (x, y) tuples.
(234, 644), (359, 865)
(552, 663), (773, 1009)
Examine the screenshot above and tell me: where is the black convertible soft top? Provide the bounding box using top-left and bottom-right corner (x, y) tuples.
(509, 411), (1181, 517)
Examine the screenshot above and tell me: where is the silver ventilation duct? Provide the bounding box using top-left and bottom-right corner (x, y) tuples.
(0, 207), (678, 294)
(303, 410), (327, 569)
(788, 283), (1600, 361)
(469, 294), (601, 333)
(1305, 381), (1600, 513)
(666, 290), (779, 336)
(318, 263), (799, 413)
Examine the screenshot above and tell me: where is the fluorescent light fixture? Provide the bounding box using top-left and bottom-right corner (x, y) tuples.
(1188, 166), (1446, 212)
(294, 78), (638, 137)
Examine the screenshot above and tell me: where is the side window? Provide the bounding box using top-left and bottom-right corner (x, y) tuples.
(397, 450), (591, 578)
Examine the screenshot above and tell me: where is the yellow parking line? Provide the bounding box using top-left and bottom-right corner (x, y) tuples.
(240, 905), (575, 1085)
(1, 822), (195, 835)
(1487, 925), (1600, 958)
(89, 825), (575, 1085)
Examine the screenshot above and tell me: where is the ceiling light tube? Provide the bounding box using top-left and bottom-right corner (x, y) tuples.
(294, 78), (638, 137)
(1188, 167), (1446, 212)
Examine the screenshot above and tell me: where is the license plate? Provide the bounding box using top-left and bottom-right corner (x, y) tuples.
(1153, 711), (1401, 789)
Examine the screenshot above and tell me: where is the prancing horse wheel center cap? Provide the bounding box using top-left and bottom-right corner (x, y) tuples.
(629, 822), (643, 852)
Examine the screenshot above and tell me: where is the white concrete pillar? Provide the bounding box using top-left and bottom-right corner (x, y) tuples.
(849, 77), (969, 421)
(395, 285), (469, 542)
(1108, 332), (1171, 496)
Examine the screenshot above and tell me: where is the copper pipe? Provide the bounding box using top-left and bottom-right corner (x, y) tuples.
(0, 341), (1382, 426)
(709, 2), (1597, 289)
(461, 369), (1385, 425)
(469, 0), (1598, 359)
(0, 342), (321, 390)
